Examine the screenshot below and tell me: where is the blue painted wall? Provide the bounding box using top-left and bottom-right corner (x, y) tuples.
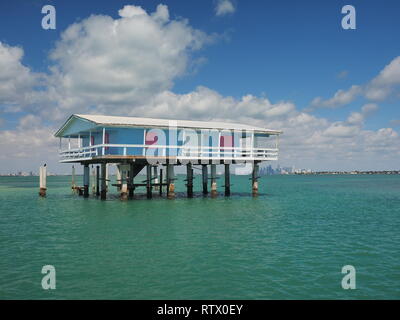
(66, 116), (275, 157)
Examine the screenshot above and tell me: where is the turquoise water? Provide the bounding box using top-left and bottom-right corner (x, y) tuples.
(0, 174), (399, 299)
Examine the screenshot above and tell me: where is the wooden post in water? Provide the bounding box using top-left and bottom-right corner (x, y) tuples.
(128, 162), (134, 199)
(153, 166), (159, 191)
(202, 164), (208, 195)
(146, 164), (152, 199)
(83, 164), (89, 198)
(71, 165), (76, 193)
(224, 164), (231, 196)
(91, 166), (96, 195)
(39, 165), (47, 197)
(166, 165), (169, 197)
(167, 164), (175, 199)
(252, 162), (259, 196)
(116, 164), (122, 192)
(105, 163), (109, 192)
(119, 164), (128, 200)
(159, 168), (163, 196)
(96, 166), (100, 196)
(186, 163), (193, 198)
(101, 162), (107, 200)
(210, 164), (217, 197)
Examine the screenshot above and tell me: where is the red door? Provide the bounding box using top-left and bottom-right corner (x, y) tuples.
(105, 132), (109, 151)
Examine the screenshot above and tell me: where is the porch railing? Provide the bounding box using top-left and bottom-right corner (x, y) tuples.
(59, 143), (279, 161)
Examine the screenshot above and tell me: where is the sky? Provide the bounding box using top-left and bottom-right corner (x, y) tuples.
(0, 0), (399, 173)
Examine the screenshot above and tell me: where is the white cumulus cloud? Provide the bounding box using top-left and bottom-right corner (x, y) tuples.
(215, 0), (236, 16)
(43, 4), (211, 120)
(309, 56), (400, 109)
(365, 56), (400, 100)
(0, 42), (43, 112)
(308, 85), (362, 110)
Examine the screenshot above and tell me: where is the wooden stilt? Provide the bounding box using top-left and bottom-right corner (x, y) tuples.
(146, 164), (152, 199)
(166, 165), (169, 198)
(128, 163), (134, 199)
(96, 166), (100, 196)
(159, 169), (163, 196)
(105, 163), (109, 192)
(252, 162), (259, 196)
(224, 164), (231, 196)
(116, 164), (122, 192)
(120, 164), (128, 200)
(153, 166), (159, 191)
(39, 165), (47, 197)
(202, 164), (208, 195)
(101, 163), (107, 200)
(91, 166), (96, 194)
(77, 188), (83, 196)
(211, 164), (217, 197)
(186, 163), (193, 198)
(167, 164), (175, 199)
(83, 164), (89, 198)
(71, 165), (76, 193)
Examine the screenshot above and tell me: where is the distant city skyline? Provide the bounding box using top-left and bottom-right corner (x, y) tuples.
(2, 163), (399, 177)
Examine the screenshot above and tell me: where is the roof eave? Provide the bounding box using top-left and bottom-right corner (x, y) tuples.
(54, 114), (98, 137)
(97, 122), (281, 134)
(55, 114), (283, 137)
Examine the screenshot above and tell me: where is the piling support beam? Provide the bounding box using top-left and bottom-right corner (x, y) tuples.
(116, 164), (122, 192)
(167, 164), (175, 199)
(101, 163), (107, 200)
(202, 164), (208, 195)
(159, 168), (163, 196)
(186, 163), (193, 198)
(71, 165), (76, 193)
(224, 164), (231, 196)
(96, 166), (100, 196)
(105, 163), (109, 192)
(128, 163), (135, 199)
(83, 164), (89, 198)
(39, 165), (47, 197)
(153, 166), (159, 191)
(146, 164), (152, 199)
(91, 166), (96, 195)
(252, 162), (259, 196)
(211, 164), (217, 197)
(120, 168), (128, 201)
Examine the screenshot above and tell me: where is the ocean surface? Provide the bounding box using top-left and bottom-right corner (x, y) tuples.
(0, 174), (399, 299)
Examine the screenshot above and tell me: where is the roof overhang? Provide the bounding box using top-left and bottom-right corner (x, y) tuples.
(54, 114), (283, 137)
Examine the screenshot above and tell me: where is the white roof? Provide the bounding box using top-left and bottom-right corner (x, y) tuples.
(56, 114), (282, 136)
(77, 114), (281, 133)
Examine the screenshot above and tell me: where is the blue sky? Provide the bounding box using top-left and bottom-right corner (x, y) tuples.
(0, 0), (399, 172)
